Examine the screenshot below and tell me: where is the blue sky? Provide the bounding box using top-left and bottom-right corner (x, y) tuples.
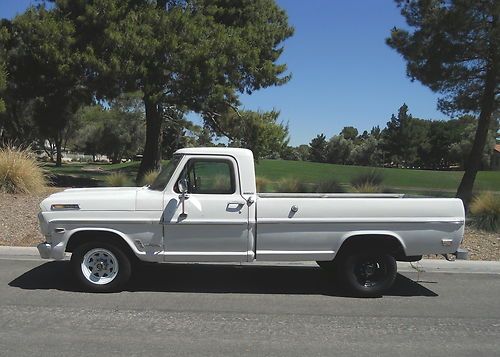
(0, 0), (448, 146)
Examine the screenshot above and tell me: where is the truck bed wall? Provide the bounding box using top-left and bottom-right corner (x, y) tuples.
(255, 197), (465, 261)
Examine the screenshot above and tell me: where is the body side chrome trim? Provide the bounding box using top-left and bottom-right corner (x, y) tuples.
(258, 217), (465, 224)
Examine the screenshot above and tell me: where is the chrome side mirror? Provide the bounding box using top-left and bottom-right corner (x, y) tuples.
(178, 178), (189, 218)
(178, 178), (188, 194)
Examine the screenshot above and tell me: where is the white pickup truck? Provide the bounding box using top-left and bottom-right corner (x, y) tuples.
(37, 147), (465, 296)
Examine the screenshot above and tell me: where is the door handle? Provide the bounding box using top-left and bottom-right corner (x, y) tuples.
(227, 202), (245, 210)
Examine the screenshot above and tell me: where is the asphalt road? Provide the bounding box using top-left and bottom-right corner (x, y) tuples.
(0, 258), (499, 356)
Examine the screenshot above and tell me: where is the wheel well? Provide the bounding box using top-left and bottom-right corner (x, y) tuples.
(66, 230), (135, 258)
(336, 234), (405, 259)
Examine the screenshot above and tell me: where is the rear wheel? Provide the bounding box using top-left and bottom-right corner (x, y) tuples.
(71, 241), (132, 292)
(340, 252), (397, 297)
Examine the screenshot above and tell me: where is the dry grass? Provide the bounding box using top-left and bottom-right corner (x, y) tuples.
(104, 172), (132, 187)
(256, 176), (272, 192)
(350, 170), (384, 193)
(212, 175), (232, 192)
(141, 170), (160, 186)
(350, 183), (383, 193)
(470, 192), (500, 232)
(0, 146), (46, 194)
(316, 179), (344, 193)
(276, 178), (311, 193)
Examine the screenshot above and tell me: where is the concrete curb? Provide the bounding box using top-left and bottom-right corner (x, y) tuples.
(0, 246), (499, 274)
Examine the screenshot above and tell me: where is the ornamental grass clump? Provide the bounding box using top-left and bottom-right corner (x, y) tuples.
(105, 172), (132, 187)
(315, 178), (344, 193)
(469, 193), (500, 232)
(350, 170), (384, 193)
(256, 176), (272, 192)
(0, 146), (46, 194)
(350, 182), (383, 193)
(276, 178), (311, 193)
(141, 170), (160, 186)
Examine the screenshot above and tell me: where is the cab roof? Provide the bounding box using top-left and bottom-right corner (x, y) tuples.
(174, 147), (254, 160)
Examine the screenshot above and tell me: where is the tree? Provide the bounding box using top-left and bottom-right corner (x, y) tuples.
(0, 65), (5, 113)
(2, 7), (89, 165)
(73, 96), (145, 163)
(326, 135), (353, 165)
(387, 0), (499, 207)
(350, 136), (384, 166)
(309, 134), (328, 163)
(225, 110), (289, 160)
(49, 0), (293, 181)
(159, 105), (199, 159)
(449, 118), (497, 169)
(296, 144), (310, 161)
(0, 26), (7, 114)
(370, 125), (382, 139)
(340, 126), (358, 141)
(382, 104), (430, 167)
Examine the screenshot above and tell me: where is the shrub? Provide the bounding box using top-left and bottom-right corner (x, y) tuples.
(0, 146), (46, 194)
(350, 169), (384, 193)
(351, 169), (384, 188)
(276, 178), (311, 193)
(350, 183), (382, 193)
(469, 193), (500, 232)
(212, 175), (231, 191)
(315, 179), (344, 193)
(256, 176), (272, 192)
(105, 172), (132, 187)
(141, 170), (159, 186)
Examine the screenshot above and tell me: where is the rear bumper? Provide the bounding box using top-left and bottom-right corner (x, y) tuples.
(37, 241), (66, 260)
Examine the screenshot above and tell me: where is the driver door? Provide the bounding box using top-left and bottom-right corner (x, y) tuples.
(162, 155), (250, 262)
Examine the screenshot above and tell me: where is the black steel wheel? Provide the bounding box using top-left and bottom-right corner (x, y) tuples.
(341, 252), (397, 297)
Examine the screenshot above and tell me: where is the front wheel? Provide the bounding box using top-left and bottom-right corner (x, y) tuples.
(340, 252), (397, 297)
(71, 241), (132, 292)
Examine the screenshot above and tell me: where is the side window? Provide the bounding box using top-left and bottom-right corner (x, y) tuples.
(178, 159), (236, 194)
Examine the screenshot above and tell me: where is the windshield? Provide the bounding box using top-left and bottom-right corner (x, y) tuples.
(148, 154), (183, 191)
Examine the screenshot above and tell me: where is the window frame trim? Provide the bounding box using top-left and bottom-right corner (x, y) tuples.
(172, 156), (239, 195)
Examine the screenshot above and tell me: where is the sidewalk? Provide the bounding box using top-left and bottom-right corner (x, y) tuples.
(1, 246), (499, 274)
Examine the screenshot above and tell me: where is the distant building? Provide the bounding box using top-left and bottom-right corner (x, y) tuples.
(493, 144), (500, 170)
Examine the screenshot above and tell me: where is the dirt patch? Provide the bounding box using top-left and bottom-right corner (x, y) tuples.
(461, 226), (499, 261)
(0, 191), (499, 260)
(0, 188), (63, 247)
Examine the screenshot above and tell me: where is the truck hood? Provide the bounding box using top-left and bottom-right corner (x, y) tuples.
(40, 187), (139, 212)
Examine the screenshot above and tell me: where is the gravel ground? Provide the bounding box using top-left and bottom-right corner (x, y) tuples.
(0, 190), (498, 260)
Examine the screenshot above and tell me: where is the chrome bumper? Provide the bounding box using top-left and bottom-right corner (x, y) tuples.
(37, 241), (66, 260)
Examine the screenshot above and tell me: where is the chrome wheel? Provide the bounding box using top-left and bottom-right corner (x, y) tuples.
(81, 248), (119, 285)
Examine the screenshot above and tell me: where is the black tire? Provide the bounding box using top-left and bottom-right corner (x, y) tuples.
(340, 252), (397, 297)
(71, 241), (132, 292)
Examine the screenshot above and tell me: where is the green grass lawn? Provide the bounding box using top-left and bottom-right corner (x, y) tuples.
(255, 160), (500, 194)
(44, 159), (500, 196)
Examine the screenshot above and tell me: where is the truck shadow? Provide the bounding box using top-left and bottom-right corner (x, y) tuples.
(9, 261), (438, 297)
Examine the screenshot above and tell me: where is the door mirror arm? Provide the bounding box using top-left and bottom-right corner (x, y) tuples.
(178, 178), (189, 217)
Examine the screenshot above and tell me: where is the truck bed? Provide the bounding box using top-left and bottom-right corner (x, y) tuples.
(257, 193), (405, 198)
(254, 194), (465, 261)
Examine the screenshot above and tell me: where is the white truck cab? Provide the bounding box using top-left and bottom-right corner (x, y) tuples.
(37, 147), (465, 296)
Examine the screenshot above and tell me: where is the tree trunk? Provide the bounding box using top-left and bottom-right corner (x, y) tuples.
(137, 95), (162, 183)
(456, 67), (496, 209)
(55, 138), (62, 167)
